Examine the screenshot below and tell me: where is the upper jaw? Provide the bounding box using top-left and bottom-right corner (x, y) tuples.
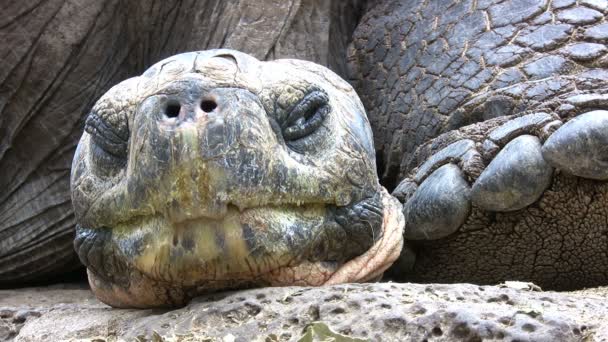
(72, 89), (377, 229)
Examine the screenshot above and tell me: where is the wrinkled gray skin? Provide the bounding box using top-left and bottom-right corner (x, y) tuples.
(351, 0), (608, 290)
(70, 49), (404, 308)
(0, 0), (369, 286)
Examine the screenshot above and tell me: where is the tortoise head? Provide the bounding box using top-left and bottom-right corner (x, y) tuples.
(70, 50), (403, 308)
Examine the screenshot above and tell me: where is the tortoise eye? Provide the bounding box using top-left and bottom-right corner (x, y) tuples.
(281, 89), (330, 141)
(85, 109), (128, 174)
(85, 112), (128, 158)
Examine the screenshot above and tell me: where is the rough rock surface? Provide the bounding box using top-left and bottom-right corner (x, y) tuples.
(2, 282), (608, 341)
(0, 0), (369, 285)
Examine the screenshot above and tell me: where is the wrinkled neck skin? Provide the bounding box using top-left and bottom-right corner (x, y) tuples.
(81, 189), (403, 308)
(70, 50), (404, 308)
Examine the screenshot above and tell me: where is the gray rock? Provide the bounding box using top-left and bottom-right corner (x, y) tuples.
(4, 282), (608, 341)
(472, 135), (553, 212)
(542, 110), (608, 180)
(404, 164), (471, 240)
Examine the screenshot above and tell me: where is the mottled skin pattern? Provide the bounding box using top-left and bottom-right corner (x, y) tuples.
(70, 50), (403, 308)
(351, 0), (608, 289)
(349, 0), (608, 187)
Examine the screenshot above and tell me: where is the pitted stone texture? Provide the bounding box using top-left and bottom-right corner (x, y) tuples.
(349, 0), (608, 188)
(4, 283), (608, 341)
(0, 283), (112, 341)
(404, 164), (471, 241)
(543, 110), (608, 180)
(472, 135), (553, 212)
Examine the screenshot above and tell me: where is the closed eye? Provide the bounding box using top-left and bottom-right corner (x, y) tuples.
(85, 111), (128, 175)
(85, 113), (128, 159)
(282, 89), (330, 141)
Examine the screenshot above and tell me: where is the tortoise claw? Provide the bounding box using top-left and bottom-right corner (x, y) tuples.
(542, 110), (608, 180)
(471, 134), (553, 212)
(393, 109), (608, 284)
(402, 164), (471, 240)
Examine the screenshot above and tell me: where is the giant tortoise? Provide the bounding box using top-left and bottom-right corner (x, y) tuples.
(73, 42), (608, 307)
(4, 0), (608, 307)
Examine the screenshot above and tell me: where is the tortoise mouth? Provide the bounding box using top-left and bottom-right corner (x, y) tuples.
(77, 188), (404, 308)
(75, 193), (386, 287)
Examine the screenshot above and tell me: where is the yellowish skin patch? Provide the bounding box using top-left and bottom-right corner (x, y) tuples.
(86, 189), (404, 308)
(121, 205), (328, 286)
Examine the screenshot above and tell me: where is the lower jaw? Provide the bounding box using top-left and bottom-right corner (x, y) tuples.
(82, 188), (404, 308)
(86, 259), (342, 308)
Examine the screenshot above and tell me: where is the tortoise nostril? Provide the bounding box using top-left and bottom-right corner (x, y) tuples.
(165, 101), (181, 118)
(201, 100), (217, 113)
